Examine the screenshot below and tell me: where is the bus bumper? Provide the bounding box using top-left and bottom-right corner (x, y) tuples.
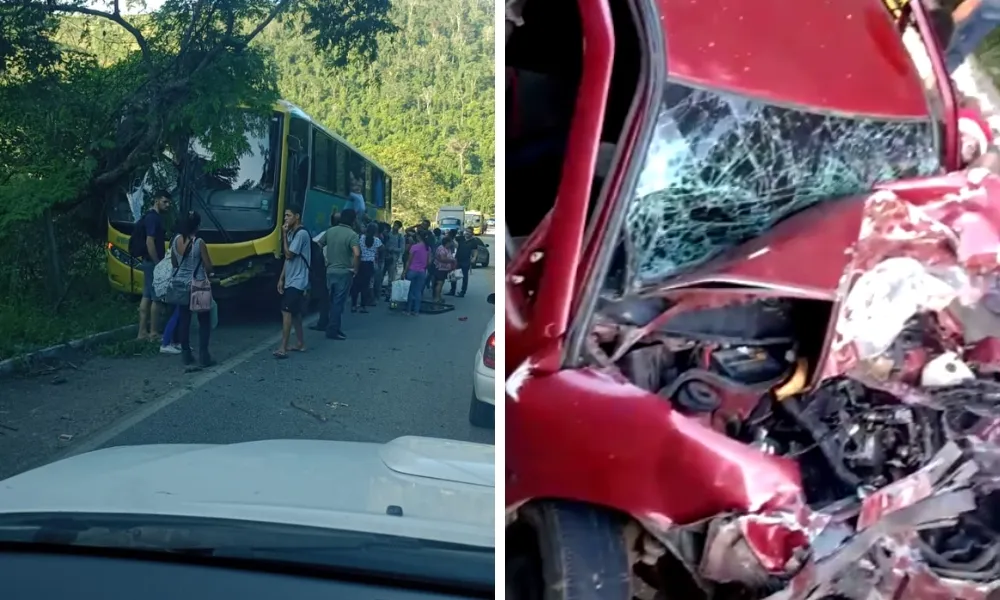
(107, 247), (282, 301)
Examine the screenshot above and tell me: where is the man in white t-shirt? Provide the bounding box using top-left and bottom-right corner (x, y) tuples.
(275, 207), (311, 358)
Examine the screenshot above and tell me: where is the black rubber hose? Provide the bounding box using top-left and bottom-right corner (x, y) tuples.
(779, 396), (862, 489)
(915, 535), (1000, 582)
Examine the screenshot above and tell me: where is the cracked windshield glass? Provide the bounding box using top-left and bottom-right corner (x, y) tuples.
(0, 0), (495, 594)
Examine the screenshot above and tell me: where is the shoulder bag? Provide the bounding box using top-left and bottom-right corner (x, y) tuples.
(164, 236), (195, 306)
(190, 239), (213, 313)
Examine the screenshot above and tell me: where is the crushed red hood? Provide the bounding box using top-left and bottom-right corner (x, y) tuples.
(508, 169), (1000, 600)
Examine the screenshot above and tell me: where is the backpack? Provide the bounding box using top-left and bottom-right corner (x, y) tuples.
(308, 238), (325, 284)
(128, 213), (148, 259)
(152, 247), (174, 299)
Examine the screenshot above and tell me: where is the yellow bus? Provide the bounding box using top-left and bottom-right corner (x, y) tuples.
(107, 100), (392, 299)
(465, 210), (484, 235)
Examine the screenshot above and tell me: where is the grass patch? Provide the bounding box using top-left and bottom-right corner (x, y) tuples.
(0, 294), (136, 361)
(98, 337), (159, 358)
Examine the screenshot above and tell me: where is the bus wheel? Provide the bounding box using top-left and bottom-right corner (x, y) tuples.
(509, 501), (632, 600)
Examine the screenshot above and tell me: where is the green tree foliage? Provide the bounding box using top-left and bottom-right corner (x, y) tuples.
(260, 0), (495, 223)
(0, 0), (396, 233)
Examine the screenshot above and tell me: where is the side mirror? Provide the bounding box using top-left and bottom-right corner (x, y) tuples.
(487, 293), (495, 305)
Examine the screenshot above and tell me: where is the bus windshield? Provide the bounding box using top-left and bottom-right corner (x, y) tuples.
(109, 111), (282, 240)
(187, 112), (282, 238)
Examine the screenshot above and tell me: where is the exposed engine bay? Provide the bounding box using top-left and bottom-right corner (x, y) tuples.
(581, 177), (1000, 599)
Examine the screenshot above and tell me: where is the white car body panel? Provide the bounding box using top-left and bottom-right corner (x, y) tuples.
(0, 436), (495, 548)
(473, 315), (495, 406)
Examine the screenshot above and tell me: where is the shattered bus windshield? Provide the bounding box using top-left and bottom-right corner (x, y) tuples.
(624, 83), (942, 289)
(186, 112), (282, 237)
(108, 112), (282, 237)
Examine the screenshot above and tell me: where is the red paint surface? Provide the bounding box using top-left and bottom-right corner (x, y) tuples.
(659, 0), (927, 117)
(505, 0), (981, 593)
(663, 198), (866, 296)
(506, 362), (804, 525)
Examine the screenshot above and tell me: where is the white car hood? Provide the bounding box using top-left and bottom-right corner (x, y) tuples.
(0, 436), (495, 548)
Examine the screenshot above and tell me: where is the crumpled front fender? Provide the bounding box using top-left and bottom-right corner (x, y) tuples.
(506, 362), (804, 525)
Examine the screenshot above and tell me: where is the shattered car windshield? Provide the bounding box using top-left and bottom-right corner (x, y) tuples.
(624, 82), (941, 288)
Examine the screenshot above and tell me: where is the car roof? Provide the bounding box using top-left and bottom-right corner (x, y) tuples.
(658, 0), (928, 118)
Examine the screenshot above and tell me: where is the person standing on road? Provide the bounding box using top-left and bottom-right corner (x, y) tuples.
(170, 212), (215, 368)
(426, 228), (442, 290)
(371, 222), (389, 305)
(403, 231), (431, 316)
(137, 190), (171, 342)
(311, 210), (339, 332)
(274, 208), (311, 359)
(432, 236), (457, 303)
(406, 219), (430, 237)
(944, 0), (1000, 72)
(160, 306), (182, 354)
(447, 227), (485, 298)
(385, 220), (405, 284)
(319, 208), (360, 339)
(351, 222), (383, 313)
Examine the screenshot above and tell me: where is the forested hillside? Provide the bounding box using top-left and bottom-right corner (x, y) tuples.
(260, 0), (494, 223)
(49, 0), (495, 223)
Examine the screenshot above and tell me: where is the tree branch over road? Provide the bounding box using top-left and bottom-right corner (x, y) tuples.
(0, 0), (396, 227)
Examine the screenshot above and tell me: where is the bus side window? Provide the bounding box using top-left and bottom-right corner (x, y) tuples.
(311, 130), (335, 192)
(288, 116), (310, 212)
(348, 152), (366, 197)
(385, 176), (392, 215)
(334, 143), (348, 196)
(373, 169), (385, 209)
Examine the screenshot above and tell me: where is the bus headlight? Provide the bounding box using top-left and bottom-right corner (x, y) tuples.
(108, 244), (141, 268)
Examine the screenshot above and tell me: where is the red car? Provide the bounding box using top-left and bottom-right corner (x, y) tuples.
(506, 0), (1000, 598)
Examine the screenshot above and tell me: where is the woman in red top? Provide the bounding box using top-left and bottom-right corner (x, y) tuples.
(432, 238), (457, 303)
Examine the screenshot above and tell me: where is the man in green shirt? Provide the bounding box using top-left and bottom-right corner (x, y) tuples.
(318, 208), (360, 340)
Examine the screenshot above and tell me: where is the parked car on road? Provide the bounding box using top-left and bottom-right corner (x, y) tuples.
(473, 242), (490, 268)
(469, 293), (495, 427)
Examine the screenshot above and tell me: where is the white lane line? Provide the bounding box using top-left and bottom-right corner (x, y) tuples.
(54, 317), (316, 460)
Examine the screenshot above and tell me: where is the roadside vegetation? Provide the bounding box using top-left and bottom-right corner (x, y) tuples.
(978, 30), (1000, 79)
(0, 0), (494, 360)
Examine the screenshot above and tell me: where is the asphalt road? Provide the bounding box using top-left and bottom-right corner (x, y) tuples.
(0, 236), (496, 481)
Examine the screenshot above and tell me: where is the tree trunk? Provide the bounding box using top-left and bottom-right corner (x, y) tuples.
(42, 208), (64, 302)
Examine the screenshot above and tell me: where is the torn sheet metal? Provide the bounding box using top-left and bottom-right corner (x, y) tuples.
(750, 443), (984, 600)
(593, 172), (1000, 599)
(824, 172), (1000, 391)
(760, 175), (1000, 598)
